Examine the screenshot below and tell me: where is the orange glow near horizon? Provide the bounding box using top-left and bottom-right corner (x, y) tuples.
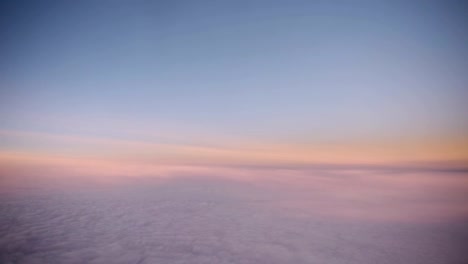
(2, 129), (468, 167)
(1, 128), (468, 223)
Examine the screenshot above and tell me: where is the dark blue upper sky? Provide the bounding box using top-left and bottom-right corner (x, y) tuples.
(1, 0), (467, 144)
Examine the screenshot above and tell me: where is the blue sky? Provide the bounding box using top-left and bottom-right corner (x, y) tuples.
(1, 0), (467, 148)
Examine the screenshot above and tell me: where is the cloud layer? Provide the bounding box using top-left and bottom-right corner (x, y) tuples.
(1, 176), (467, 264)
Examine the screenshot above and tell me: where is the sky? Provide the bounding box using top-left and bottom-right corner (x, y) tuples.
(1, 0), (468, 181)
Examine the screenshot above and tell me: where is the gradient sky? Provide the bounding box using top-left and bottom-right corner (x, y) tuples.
(1, 0), (468, 176)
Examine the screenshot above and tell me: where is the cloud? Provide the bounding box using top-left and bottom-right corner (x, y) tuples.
(1, 176), (467, 264)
